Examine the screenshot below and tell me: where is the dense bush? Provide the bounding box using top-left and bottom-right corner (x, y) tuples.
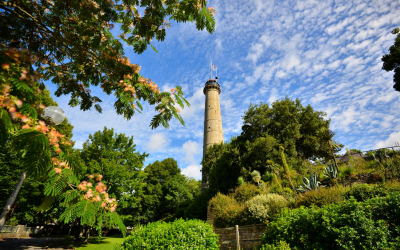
(209, 192), (250, 227)
(260, 241), (292, 250)
(261, 193), (400, 250)
(115, 219), (219, 250)
(246, 194), (288, 223)
(231, 183), (262, 203)
(184, 191), (213, 220)
(295, 186), (348, 208)
(344, 182), (400, 201)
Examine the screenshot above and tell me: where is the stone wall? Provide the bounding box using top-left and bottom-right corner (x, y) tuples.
(207, 206), (267, 249)
(207, 206), (214, 226)
(0, 225), (43, 238)
(214, 224), (267, 250)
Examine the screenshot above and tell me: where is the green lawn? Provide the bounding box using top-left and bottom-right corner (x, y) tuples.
(66, 235), (125, 250)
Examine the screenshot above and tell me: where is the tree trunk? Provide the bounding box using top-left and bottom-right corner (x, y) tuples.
(84, 226), (92, 244)
(0, 171), (26, 231)
(74, 225), (85, 241)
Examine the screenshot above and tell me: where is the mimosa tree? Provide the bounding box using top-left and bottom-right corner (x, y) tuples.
(0, 0), (216, 237)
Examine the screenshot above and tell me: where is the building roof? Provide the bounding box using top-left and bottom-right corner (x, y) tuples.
(338, 150), (367, 163)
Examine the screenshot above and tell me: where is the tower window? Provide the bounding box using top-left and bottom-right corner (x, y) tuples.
(209, 127), (211, 129)
(209, 105), (210, 107)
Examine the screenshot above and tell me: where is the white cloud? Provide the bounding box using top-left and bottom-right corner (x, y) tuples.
(147, 133), (169, 152)
(375, 132), (400, 149)
(182, 140), (201, 164)
(181, 165), (202, 179)
(268, 88), (279, 104)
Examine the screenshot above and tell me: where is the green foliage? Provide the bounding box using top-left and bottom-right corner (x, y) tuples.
(115, 219), (219, 250)
(262, 193), (400, 249)
(0, 85), (76, 225)
(240, 98), (341, 160)
(260, 241), (292, 250)
(203, 136), (277, 196)
(262, 171), (274, 183)
(279, 146), (295, 190)
(208, 193), (248, 227)
(12, 129), (51, 177)
(237, 176), (245, 186)
(382, 28), (400, 92)
(231, 183), (262, 204)
(1, 1), (215, 128)
(344, 182), (400, 202)
(246, 194), (288, 223)
(183, 190), (212, 221)
(79, 127), (147, 218)
(138, 158), (199, 223)
(340, 165), (354, 177)
(295, 186), (347, 208)
(0, 143), (62, 225)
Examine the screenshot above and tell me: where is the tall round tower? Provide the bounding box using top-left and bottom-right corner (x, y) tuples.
(202, 77), (223, 190)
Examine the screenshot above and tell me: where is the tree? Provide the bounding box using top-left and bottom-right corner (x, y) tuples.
(141, 158), (180, 221)
(382, 28), (400, 92)
(240, 97), (342, 160)
(0, 49), (124, 237)
(79, 127), (147, 218)
(1, 0), (217, 234)
(139, 158), (198, 222)
(0, 86), (74, 225)
(203, 136), (277, 195)
(0, 0), (216, 128)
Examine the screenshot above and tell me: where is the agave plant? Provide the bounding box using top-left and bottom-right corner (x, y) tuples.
(323, 165), (339, 181)
(297, 174), (322, 193)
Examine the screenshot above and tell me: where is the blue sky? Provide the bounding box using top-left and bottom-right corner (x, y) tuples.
(46, 0), (400, 179)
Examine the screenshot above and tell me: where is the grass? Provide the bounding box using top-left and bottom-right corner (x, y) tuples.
(65, 234), (124, 250)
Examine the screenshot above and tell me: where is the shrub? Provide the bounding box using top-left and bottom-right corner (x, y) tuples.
(262, 171), (274, 183)
(260, 241), (291, 250)
(184, 191), (212, 220)
(344, 182), (400, 202)
(231, 183), (262, 203)
(209, 192), (238, 215)
(340, 165), (354, 177)
(115, 219), (219, 250)
(261, 193), (400, 250)
(209, 192), (249, 227)
(246, 194), (288, 223)
(213, 203), (249, 228)
(295, 186), (348, 208)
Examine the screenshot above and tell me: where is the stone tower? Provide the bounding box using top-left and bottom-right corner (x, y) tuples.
(202, 77), (223, 190)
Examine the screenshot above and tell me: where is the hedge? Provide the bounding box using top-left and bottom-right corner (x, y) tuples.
(114, 219), (219, 250)
(261, 192), (400, 250)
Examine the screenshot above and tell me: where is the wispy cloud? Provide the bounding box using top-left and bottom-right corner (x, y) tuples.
(46, 0), (400, 177)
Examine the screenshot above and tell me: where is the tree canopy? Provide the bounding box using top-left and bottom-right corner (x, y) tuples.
(382, 28), (400, 92)
(0, 0), (215, 128)
(240, 97), (341, 160)
(202, 97), (342, 195)
(139, 158), (200, 223)
(79, 127), (147, 217)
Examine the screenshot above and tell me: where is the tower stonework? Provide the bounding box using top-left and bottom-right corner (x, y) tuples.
(202, 79), (223, 190)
